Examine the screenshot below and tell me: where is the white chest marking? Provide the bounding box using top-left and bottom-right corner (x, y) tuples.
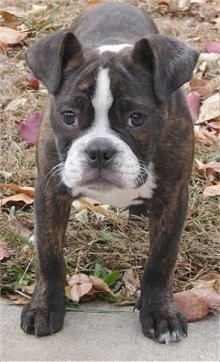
(91, 67), (113, 132)
(98, 44), (132, 54)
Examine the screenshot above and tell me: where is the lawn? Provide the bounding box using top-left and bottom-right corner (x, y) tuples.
(0, 0), (219, 305)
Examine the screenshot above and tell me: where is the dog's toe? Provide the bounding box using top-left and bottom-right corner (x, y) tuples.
(140, 303), (187, 344)
(21, 299), (65, 336)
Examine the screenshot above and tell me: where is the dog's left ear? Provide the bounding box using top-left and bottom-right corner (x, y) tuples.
(25, 30), (83, 93)
(132, 35), (199, 102)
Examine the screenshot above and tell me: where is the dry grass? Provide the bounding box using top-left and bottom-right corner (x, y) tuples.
(0, 0), (219, 296)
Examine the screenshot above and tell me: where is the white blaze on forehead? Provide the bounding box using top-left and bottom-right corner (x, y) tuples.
(98, 44), (132, 54)
(91, 67), (113, 130)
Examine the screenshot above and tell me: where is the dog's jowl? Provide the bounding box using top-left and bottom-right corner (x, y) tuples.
(21, 3), (199, 343)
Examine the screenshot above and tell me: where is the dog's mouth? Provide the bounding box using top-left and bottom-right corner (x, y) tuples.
(79, 176), (124, 191)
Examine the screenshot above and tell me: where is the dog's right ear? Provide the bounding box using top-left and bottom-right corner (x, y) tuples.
(25, 30), (83, 94)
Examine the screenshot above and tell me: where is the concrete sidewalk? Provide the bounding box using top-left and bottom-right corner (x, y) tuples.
(0, 298), (219, 361)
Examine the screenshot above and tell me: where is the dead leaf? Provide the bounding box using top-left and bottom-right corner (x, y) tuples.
(26, 5), (48, 16)
(192, 288), (220, 309)
(195, 160), (220, 183)
(28, 77), (40, 90)
(197, 52), (220, 66)
(194, 125), (219, 145)
(22, 244), (32, 254)
(208, 120), (220, 131)
(0, 193), (34, 207)
(194, 160), (220, 196)
(21, 283), (35, 295)
(88, 0), (102, 6)
(186, 92), (200, 122)
(192, 273), (220, 285)
(68, 273), (91, 286)
(203, 183), (220, 198)
(0, 26), (28, 45)
(195, 53), (220, 78)
(0, 9), (24, 27)
(0, 183), (35, 197)
(205, 41), (220, 54)
(170, 0), (191, 11)
(122, 269), (140, 297)
(66, 273), (114, 303)
(192, 275), (220, 293)
(89, 275), (113, 295)
(211, 16), (220, 29)
(174, 274), (220, 322)
(190, 78), (215, 99)
(0, 241), (9, 260)
(20, 112), (42, 146)
(65, 285), (71, 298)
(0, 170), (12, 179)
(5, 97), (27, 111)
(6, 293), (29, 305)
(197, 93), (220, 124)
(67, 274), (94, 302)
(0, 183), (35, 207)
(79, 197), (122, 222)
(174, 291), (209, 322)
(13, 296), (29, 305)
(70, 283), (93, 302)
(203, 161), (220, 182)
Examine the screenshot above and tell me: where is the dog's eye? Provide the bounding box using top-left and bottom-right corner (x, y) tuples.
(127, 113), (145, 127)
(63, 111), (78, 126)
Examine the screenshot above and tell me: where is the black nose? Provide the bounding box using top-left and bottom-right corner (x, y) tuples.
(85, 138), (116, 168)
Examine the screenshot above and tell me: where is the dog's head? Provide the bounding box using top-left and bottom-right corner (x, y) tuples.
(26, 30), (198, 206)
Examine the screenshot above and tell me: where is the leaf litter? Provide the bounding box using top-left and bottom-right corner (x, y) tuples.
(0, 0), (219, 323)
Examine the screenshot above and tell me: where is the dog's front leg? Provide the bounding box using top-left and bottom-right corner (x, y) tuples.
(139, 186), (188, 343)
(21, 179), (72, 336)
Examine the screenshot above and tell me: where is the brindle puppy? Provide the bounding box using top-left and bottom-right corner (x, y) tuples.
(21, 2), (199, 343)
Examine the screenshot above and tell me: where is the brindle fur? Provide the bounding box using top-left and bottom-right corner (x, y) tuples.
(21, 3), (198, 342)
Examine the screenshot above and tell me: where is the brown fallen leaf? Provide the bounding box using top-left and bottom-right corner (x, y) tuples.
(192, 273), (220, 286)
(0, 193), (34, 207)
(89, 275), (113, 295)
(88, 0), (102, 6)
(208, 120), (220, 131)
(203, 183), (220, 198)
(66, 273), (114, 303)
(202, 161), (220, 172)
(79, 197), (123, 222)
(21, 283), (35, 295)
(190, 78), (215, 99)
(0, 26), (28, 45)
(195, 159), (220, 183)
(174, 291), (209, 322)
(68, 273), (91, 287)
(0, 9), (25, 27)
(6, 293), (29, 305)
(197, 93), (220, 124)
(186, 92), (200, 122)
(20, 112), (42, 146)
(0, 183), (35, 197)
(174, 274), (220, 322)
(205, 41), (220, 54)
(0, 183), (35, 207)
(13, 296), (29, 305)
(122, 269), (140, 297)
(194, 125), (219, 145)
(70, 283), (93, 303)
(0, 241), (9, 261)
(203, 162), (220, 183)
(26, 5), (48, 16)
(5, 97), (27, 111)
